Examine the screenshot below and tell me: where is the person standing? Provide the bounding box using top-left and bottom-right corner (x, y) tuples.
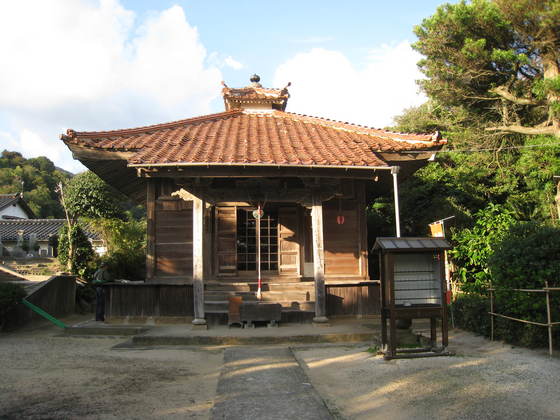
(92, 262), (112, 322)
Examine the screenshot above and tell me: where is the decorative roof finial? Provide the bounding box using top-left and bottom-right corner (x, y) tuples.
(250, 74), (261, 84)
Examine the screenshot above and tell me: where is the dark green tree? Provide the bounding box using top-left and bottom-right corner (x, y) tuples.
(57, 224), (95, 275)
(414, 0), (560, 139)
(63, 171), (126, 220)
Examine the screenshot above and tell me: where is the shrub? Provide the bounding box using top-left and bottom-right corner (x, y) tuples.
(488, 222), (560, 347)
(0, 283), (26, 330)
(58, 224), (96, 275)
(450, 203), (516, 293)
(89, 218), (146, 280)
(451, 293), (491, 337)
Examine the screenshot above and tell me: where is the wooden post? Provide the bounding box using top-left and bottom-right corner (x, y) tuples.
(311, 191), (328, 324)
(555, 176), (560, 220)
(146, 179), (156, 281)
(490, 289), (494, 341)
(192, 196), (206, 327)
(545, 281), (553, 357)
(391, 166), (401, 238)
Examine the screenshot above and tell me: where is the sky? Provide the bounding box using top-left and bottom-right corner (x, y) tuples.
(0, 0), (449, 173)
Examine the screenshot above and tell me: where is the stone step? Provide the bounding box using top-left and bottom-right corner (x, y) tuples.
(205, 290), (312, 301)
(206, 282), (314, 292)
(205, 300), (315, 313)
(213, 276), (310, 283)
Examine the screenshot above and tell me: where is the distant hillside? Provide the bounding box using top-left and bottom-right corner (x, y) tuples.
(0, 150), (73, 218)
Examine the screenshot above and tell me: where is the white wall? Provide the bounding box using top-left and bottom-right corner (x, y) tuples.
(0, 203), (30, 219)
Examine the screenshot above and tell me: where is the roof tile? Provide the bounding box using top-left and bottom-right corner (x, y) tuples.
(63, 110), (445, 169)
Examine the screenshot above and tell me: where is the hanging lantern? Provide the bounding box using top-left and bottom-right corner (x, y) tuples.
(336, 198), (345, 224)
(252, 208), (264, 219)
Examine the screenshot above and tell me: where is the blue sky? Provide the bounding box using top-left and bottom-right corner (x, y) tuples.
(0, 0), (449, 173)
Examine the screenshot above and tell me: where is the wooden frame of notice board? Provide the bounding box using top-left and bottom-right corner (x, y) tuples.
(373, 237), (452, 359)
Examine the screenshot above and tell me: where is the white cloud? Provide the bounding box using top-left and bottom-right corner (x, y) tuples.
(292, 36), (334, 44)
(0, 0), (222, 173)
(224, 56), (244, 70)
(273, 42), (426, 129)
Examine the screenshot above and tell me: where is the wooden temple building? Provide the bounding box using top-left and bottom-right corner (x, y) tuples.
(61, 75), (445, 326)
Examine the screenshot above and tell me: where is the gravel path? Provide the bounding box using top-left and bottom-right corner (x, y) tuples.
(293, 329), (560, 420)
(211, 347), (331, 420)
(0, 327), (222, 419)
(2, 324), (559, 420)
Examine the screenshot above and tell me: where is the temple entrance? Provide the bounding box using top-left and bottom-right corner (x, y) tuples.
(236, 208), (279, 274)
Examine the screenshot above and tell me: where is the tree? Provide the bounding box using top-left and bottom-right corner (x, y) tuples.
(414, 0), (560, 139)
(56, 171), (126, 271)
(0, 150), (70, 218)
(57, 224), (95, 275)
(63, 171), (126, 220)
(449, 203), (516, 292)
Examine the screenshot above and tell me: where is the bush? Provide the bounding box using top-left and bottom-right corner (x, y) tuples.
(488, 222), (560, 347)
(451, 293), (491, 337)
(89, 218), (146, 280)
(449, 203), (516, 293)
(58, 224), (96, 275)
(0, 283), (26, 330)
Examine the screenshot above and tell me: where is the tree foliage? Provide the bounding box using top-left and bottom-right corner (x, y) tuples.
(89, 218), (147, 280)
(449, 204), (516, 292)
(64, 171), (126, 220)
(57, 224), (95, 275)
(0, 150), (71, 218)
(413, 0), (560, 138)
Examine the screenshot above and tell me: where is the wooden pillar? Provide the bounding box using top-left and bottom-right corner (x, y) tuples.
(311, 191), (328, 323)
(146, 179), (156, 281)
(192, 196), (206, 326)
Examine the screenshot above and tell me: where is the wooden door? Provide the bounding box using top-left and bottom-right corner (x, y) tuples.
(215, 206), (237, 276)
(278, 206), (300, 276)
(155, 198), (192, 278)
(323, 199), (360, 276)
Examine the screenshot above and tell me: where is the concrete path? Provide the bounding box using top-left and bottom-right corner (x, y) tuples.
(211, 347), (333, 420)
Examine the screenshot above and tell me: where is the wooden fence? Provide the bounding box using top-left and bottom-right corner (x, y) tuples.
(104, 283), (194, 320)
(326, 282), (380, 317)
(489, 282), (560, 356)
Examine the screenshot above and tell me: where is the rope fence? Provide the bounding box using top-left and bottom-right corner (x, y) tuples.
(488, 282), (560, 357)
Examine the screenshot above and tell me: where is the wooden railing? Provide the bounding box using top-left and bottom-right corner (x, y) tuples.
(489, 282), (560, 356)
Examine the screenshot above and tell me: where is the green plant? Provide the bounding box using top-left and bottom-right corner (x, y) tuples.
(0, 283), (26, 330)
(451, 293), (491, 337)
(488, 222), (560, 347)
(450, 203), (516, 292)
(58, 224), (95, 275)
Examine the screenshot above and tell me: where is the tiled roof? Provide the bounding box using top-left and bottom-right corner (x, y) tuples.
(0, 193), (35, 218)
(62, 110), (445, 169)
(0, 194), (19, 210)
(0, 219), (100, 241)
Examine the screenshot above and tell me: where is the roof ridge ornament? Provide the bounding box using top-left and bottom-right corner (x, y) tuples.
(250, 74), (262, 88)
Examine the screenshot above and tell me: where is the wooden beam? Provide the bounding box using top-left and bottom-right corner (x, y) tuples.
(192, 196), (206, 326)
(311, 191), (328, 323)
(146, 179), (156, 281)
(137, 165), (383, 180)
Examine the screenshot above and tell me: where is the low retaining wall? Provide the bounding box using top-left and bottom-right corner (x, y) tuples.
(103, 282), (379, 323)
(4, 275), (76, 330)
(104, 283), (194, 322)
(326, 282), (380, 317)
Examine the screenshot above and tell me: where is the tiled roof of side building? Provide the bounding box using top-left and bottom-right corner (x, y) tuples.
(0, 193), (35, 218)
(0, 219), (101, 241)
(62, 110), (446, 168)
(0, 194), (21, 210)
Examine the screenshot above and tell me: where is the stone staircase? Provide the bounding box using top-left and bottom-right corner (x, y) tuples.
(204, 278), (316, 324)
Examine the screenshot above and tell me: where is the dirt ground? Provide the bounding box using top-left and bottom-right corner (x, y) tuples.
(1, 324), (559, 420)
(293, 330), (560, 420)
(0, 324), (222, 419)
